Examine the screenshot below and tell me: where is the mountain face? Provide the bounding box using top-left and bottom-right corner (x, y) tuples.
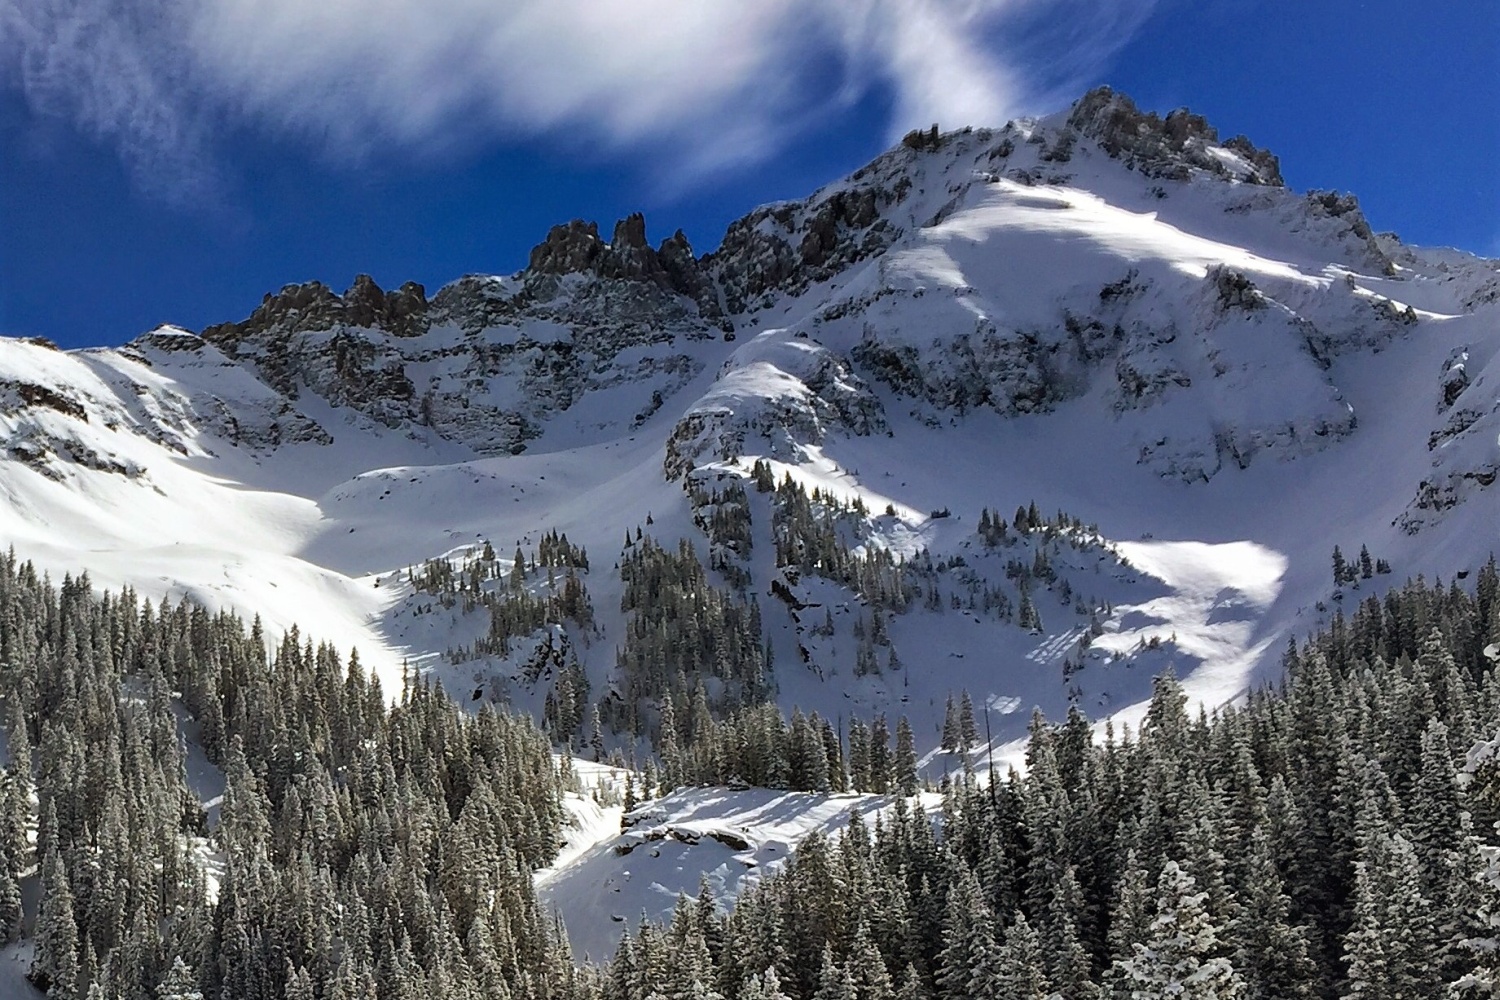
(4, 83), (1499, 961)
(96, 87), (1425, 484)
(1, 85), (1497, 766)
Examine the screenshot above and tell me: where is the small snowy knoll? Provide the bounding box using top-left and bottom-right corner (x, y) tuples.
(539, 786), (939, 962)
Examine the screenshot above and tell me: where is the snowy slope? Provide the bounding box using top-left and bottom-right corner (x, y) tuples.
(2, 85), (1497, 959)
(540, 782), (941, 962)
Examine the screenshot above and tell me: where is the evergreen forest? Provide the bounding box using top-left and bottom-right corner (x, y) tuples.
(0, 546), (1495, 1000)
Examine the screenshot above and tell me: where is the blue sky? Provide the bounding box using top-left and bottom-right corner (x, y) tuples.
(1, 0), (1495, 349)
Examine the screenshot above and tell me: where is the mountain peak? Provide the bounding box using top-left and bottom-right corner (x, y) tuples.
(1066, 85), (1283, 186)
(527, 219), (605, 275)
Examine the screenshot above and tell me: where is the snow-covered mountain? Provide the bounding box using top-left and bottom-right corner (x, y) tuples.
(2, 86), (1497, 951)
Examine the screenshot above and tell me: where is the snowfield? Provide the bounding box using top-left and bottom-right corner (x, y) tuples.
(540, 778), (942, 962)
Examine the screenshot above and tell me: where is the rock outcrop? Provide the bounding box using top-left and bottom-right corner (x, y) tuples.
(1067, 86), (1283, 186)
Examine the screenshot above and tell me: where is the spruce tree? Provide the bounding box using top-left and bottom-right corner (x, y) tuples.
(1453, 822), (1500, 996)
(994, 912), (1050, 1000)
(1233, 828), (1317, 1000)
(1453, 731), (1500, 996)
(813, 946), (855, 1000)
(1114, 861), (1244, 1000)
(1102, 857), (1152, 997)
(32, 849), (80, 997)
(1044, 866), (1100, 1000)
(936, 866), (991, 1000)
(0, 869), (20, 946)
(957, 692), (977, 753)
(1343, 829), (1440, 1000)
(895, 718), (918, 796)
(849, 920), (893, 1000)
(157, 956), (205, 1000)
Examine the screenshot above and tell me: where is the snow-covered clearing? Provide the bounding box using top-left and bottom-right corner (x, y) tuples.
(540, 784), (941, 961)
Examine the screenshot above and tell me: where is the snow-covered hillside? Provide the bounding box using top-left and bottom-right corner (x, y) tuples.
(540, 778), (942, 963)
(2, 86), (1497, 958)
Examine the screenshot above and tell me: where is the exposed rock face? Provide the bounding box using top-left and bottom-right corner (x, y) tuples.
(1398, 342), (1500, 532)
(657, 229), (721, 320)
(528, 220), (606, 274)
(1401, 462), (1499, 533)
(5, 431), (140, 480)
(202, 283), (411, 421)
(3, 380), (89, 422)
(1441, 348), (1471, 409)
(345, 276), (429, 337)
(710, 207), (800, 315)
(826, 233), (1364, 484)
(1067, 86), (1283, 186)
(1303, 190), (1394, 274)
(1113, 333), (1192, 410)
(1208, 266), (1266, 312)
(525, 214), (718, 314)
(853, 324), (1086, 418)
(0, 378), (126, 479)
(189, 216), (722, 454)
(186, 172), (918, 456)
(1221, 136), (1283, 183)
(707, 186), (904, 314)
(117, 333), (337, 452)
(131, 328), (209, 353)
(202, 274), (429, 344)
(198, 396), (334, 451)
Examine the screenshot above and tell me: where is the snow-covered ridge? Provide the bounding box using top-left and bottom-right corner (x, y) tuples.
(72, 88), (1401, 465)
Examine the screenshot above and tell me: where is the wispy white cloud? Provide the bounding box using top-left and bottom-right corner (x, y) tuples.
(0, 0), (221, 203)
(0, 0), (1156, 204)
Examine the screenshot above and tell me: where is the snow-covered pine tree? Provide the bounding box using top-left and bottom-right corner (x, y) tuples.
(850, 919), (894, 1000)
(1454, 729), (1500, 997)
(814, 945), (856, 1000)
(935, 866), (992, 1000)
(31, 849), (80, 996)
(0, 867), (20, 946)
(1043, 866), (1100, 1000)
(992, 911), (1050, 1000)
(1114, 860), (1244, 1000)
(1233, 827), (1317, 1000)
(957, 692), (977, 752)
(895, 718), (919, 796)
(1343, 822), (1440, 1000)
(156, 956), (205, 1000)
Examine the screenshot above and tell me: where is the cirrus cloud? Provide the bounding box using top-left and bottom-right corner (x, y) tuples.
(0, 0), (1156, 205)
